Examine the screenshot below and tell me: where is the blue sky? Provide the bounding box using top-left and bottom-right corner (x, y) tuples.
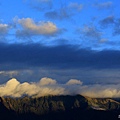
(0, 0), (120, 49)
(0, 0), (120, 88)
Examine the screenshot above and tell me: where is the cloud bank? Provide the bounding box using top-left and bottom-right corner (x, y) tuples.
(0, 78), (120, 98)
(0, 43), (120, 71)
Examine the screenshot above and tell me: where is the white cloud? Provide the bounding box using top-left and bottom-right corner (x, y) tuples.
(0, 70), (19, 77)
(36, 0), (51, 3)
(0, 78), (65, 97)
(16, 18), (59, 37)
(0, 78), (20, 96)
(1, 77), (120, 98)
(99, 38), (108, 43)
(39, 77), (57, 85)
(29, 0), (52, 11)
(45, 8), (72, 20)
(80, 84), (120, 98)
(68, 2), (83, 11)
(66, 79), (83, 85)
(0, 24), (9, 35)
(45, 2), (83, 20)
(100, 15), (114, 28)
(82, 25), (101, 38)
(77, 25), (102, 41)
(94, 2), (113, 9)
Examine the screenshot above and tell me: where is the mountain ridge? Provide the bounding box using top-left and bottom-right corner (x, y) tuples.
(0, 94), (120, 120)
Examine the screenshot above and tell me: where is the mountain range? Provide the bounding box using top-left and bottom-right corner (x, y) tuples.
(0, 95), (120, 120)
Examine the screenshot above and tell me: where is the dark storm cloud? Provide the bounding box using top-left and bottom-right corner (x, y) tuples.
(0, 43), (120, 71)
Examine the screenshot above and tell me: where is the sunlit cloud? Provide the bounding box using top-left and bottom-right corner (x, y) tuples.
(0, 78), (65, 97)
(0, 77), (120, 98)
(66, 79), (83, 85)
(39, 77), (57, 85)
(0, 70), (19, 77)
(16, 18), (59, 38)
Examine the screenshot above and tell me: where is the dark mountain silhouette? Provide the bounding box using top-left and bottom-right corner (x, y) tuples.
(0, 95), (120, 120)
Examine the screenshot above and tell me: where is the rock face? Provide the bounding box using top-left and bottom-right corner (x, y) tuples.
(0, 95), (88, 115)
(85, 96), (120, 111)
(0, 95), (120, 120)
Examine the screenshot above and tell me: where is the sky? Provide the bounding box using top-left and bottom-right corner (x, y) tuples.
(0, 0), (120, 97)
